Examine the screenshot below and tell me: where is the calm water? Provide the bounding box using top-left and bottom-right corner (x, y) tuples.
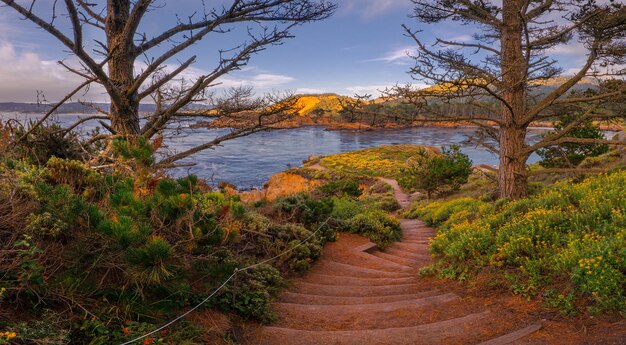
(2, 113), (545, 188)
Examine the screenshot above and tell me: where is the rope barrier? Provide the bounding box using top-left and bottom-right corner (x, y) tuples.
(120, 217), (331, 345)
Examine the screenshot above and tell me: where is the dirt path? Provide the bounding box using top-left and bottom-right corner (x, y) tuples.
(240, 179), (625, 344)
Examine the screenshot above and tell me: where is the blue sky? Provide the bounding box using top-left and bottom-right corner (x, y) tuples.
(0, 0), (590, 102)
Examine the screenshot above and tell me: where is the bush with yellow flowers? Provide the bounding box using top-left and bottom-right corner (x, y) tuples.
(412, 170), (626, 314)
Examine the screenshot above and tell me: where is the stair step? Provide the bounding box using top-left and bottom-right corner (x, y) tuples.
(288, 281), (423, 297)
(392, 242), (429, 252)
(310, 260), (412, 279)
(371, 251), (426, 267)
(273, 293), (461, 331)
(476, 323), (543, 345)
(402, 239), (430, 244)
(383, 247), (431, 261)
(247, 311), (491, 345)
(328, 252), (415, 272)
(400, 220), (430, 229)
(299, 273), (416, 286)
(279, 291), (442, 305)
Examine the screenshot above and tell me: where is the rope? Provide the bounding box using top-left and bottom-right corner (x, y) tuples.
(120, 217), (331, 345)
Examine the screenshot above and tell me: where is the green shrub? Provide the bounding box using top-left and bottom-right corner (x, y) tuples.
(316, 179), (363, 197)
(265, 223), (323, 272)
(112, 137), (155, 166)
(212, 264), (283, 322)
(538, 111), (609, 168)
(330, 197), (364, 220)
(274, 193), (333, 226)
(7, 121), (93, 163)
(347, 210), (401, 249)
(45, 157), (104, 198)
(399, 145), (472, 199)
(363, 193), (401, 212)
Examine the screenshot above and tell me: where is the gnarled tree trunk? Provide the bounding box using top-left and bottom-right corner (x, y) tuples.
(106, 0), (140, 136)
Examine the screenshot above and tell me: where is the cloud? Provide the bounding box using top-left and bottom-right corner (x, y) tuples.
(295, 88), (326, 94)
(0, 43), (296, 103)
(345, 84), (396, 97)
(546, 42), (587, 56)
(218, 72), (295, 89)
(366, 46), (417, 64)
(345, 82), (429, 97)
(341, 0), (411, 18)
(0, 42), (107, 102)
(444, 35), (473, 42)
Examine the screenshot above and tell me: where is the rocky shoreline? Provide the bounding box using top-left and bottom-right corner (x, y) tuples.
(193, 116), (624, 132)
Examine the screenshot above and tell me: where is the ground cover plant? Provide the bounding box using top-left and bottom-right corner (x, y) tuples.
(318, 144), (435, 179)
(409, 170), (626, 315)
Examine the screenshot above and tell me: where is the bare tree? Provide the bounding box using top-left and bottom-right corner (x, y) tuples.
(2, 0), (336, 165)
(383, 0), (626, 199)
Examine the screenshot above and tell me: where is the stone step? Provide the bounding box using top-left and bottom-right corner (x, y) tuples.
(273, 293), (460, 331)
(383, 247), (431, 261)
(370, 250), (427, 267)
(391, 242), (429, 252)
(327, 252), (415, 272)
(309, 260), (413, 279)
(402, 233), (435, 240)
(476, 323), (543, 345)
(287, 281), (423, 297)
(298, 273), (416, 286)
(402, 229), (435, 236)
(400, 220), (430, 229)
(278, 291), (442, 305)
(247, 311), (490, 345)
(401, 236), (433, 243)
(401, 238), (430, 243)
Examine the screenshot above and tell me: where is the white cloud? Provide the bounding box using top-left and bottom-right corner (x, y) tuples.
(249, 73), (295, 87)
(546, 42), (587, 56)
(296, 88), (326, 94)
(341, 0), (411, 18)
(444, 35), (473, 42)
(345, 84), (396, 97)
(0, 42), (107, 102)
(0, 43), (296, 103)
(218, 72), (295, 89)
(345, 82), (429, 97)
(366, 46), (417, 64)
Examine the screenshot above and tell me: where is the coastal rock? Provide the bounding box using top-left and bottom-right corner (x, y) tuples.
(239, 172), (322, 203)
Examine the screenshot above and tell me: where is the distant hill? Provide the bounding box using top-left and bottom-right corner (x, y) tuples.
(0, 102), (206, 114)
(292, 94), (347, 115)
(0, 77), (602, 117)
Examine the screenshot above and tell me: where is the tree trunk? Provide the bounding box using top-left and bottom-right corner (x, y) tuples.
(499, 125), (528, 199)
(106, 0), (140, 136)
(499, 0), (529, 199)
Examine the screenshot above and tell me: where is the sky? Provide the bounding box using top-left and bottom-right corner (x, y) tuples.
(0, 0), (592, 103)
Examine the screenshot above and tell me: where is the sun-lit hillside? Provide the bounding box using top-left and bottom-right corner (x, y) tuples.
(293, 94), (345, 115)
(529, 76), (598, 86)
